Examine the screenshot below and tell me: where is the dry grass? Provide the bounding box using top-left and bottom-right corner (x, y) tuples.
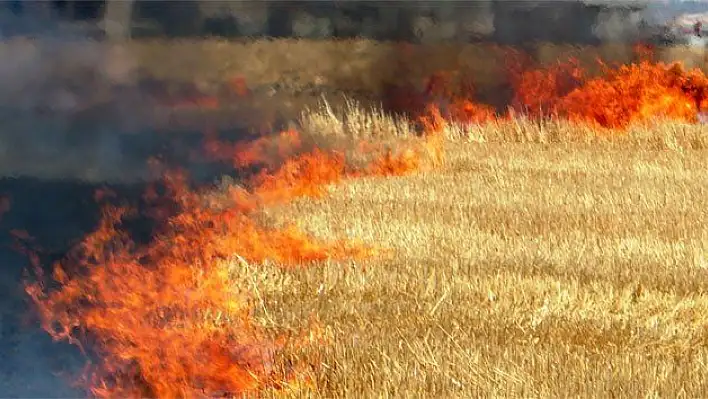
(8, 36), (708, 396)
(237, 105), (708, 397)
(299, 97), (414, 141)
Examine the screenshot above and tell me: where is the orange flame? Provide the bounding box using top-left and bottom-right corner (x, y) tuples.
(204, 129), (304, 170)
(253, 149), (346, 202)
(24, 124), (442, 398)
(410, 47), (708, 130)
(558, 61), (706, 128)
(24, 171), (368, 397)
(228, 76), (251, 97)
(511, 58), (585, 118)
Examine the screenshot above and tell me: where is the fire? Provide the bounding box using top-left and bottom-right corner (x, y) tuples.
(253, 149), (346, 202)
(385, 45), (708, 131)
(366, 147), (421, 177)
(557, 61), (706, 128)
(23, 169), (360, 397)
(229, 76), (251, 97)
(23, 123), (439, 398)
(205, 126), (442, 188)
(510, 58), (585, 118)
(203, 128), (304, 170)
(420, 72), (497, 127)
(505, 50), (708, 128)
(25, 43), (708, 398)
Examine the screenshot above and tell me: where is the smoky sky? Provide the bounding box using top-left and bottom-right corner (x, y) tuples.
(0, 1), (706, 183)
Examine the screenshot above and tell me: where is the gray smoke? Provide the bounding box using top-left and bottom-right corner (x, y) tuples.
(0, 8), (169, 183)
(585, 0), (708, 43)
(272, 1), (708, 44)
(0, 38), (156, 183)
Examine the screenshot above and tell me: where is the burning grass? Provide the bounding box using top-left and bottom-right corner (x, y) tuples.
(22, 122), (441, 397)
(16, 45), (708, 398)
(383, 46), (708, 131)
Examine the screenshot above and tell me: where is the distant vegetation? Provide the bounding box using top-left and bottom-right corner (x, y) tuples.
(0, 0), (698, 45)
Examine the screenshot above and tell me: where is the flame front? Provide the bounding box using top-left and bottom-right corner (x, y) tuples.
(510, 57), (708, 128)
(557, 61), (705, 128)
(23, 127), (439, 398)
(389, 46), (708, 130)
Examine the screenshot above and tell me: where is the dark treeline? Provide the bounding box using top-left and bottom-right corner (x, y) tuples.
(0, 1), (675, 45)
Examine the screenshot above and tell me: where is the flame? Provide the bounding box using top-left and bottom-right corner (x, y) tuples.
(204, 129), (304, 170)
(633, 42), (656, 63)
(366, 147), (421, 177)
(229, 76), (251, 97)
(253, 149), (346, 202)
(557, 61), (706, 128)
(24, 168), (365, 397)
(205, 127), (442, 187)
(400, 46), (708, 131)
(29, 46), (708, 397)
(24, 124), (441, 398)
(511, 58), (585, 118)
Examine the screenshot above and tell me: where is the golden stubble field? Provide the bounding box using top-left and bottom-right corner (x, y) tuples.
(247, 115), (708, 397)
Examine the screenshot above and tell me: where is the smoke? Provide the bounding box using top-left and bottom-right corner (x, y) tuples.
(0, 1), (706, 185)
(590, 6), (646, 42)
(0, 10), (176, 398)
(0, 39), (137, 110)
(584, 0), (706, 42)
(0, 9), (172, 183)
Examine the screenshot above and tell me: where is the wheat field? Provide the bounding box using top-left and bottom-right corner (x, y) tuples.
(9, 35), (708, 397)
(236, 113), (708, 397)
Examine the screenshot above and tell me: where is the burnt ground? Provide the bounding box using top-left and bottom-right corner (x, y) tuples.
(0, 37), (705, 396)
(0, 61), (509, 395)
(0, 156), (233, 396)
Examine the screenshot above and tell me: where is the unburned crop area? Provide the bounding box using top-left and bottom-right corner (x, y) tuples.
(260, 124), (708, 397)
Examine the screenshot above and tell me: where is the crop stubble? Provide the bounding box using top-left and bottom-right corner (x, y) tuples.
(260, 121), (708, 397)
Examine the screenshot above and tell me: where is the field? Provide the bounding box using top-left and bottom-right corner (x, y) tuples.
(258, 118), (708, 397)
(6, 38), (708, 398)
